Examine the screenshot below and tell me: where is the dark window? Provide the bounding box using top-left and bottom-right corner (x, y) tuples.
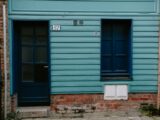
(101, 19), (131, 80)
(19, 22), (48, 82)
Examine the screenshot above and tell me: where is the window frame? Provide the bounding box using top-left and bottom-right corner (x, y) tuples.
(101, 19), (132, 80)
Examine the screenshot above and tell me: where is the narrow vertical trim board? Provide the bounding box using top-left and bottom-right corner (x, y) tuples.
(9, 20), (13, 95)
(158, 0), (160, 14)
(3, 4), (7, 118)
(157, 18), (160, 109)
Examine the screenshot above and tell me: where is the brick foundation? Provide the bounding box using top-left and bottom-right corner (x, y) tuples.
(51, 93), (157, 112)
(11, 94), (17, 112)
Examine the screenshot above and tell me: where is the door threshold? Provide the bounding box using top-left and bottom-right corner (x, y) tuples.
(16, 106), (50, 118)
(17, 106), (50, 111)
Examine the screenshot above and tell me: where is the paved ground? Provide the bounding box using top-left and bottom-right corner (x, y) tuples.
(24, 117), (160, 120)
(23, 116), (160, 120)
(23, 110), (160, 120)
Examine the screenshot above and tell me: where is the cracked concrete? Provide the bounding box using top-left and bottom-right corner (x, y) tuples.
(22, 110), (160, 120)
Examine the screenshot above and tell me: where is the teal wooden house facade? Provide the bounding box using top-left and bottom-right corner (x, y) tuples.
(8, 0), (160, 110)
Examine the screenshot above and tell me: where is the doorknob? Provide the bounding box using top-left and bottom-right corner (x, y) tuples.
(43, 66), (48, 68)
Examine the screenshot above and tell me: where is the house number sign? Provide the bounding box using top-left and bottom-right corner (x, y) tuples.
(50, 25), (61, 31)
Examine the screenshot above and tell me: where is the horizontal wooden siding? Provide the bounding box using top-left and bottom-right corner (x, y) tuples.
(9, 0), (160, 94)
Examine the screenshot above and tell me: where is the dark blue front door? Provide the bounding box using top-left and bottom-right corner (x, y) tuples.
(14, 21), (50, 106)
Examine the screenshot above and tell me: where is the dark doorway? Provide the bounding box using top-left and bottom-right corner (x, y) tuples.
(14, 21), (50, 106)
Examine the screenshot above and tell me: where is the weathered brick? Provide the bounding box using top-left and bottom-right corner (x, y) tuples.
(50, 94), (157, 112)
(0, 1), (11, 118)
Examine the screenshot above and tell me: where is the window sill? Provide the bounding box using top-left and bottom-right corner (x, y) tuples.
(102, 76), (131, 81)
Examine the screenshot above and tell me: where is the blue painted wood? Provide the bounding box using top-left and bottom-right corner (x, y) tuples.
(133, 48), (158, 54)
(133, 75), (158, 81)
(9, 0), (160, 94)
(53, 26), (100, 32)
(50, 37), (100, 43)
(130, 81), (157, 86)
(133, 70), (158, 75)
(51, 75), (100, 81)
(133, 54), (158, 59)
(51, 81), (102, 87)
(133, 59), (158, 64)
(133, 20), (159, 26)
(133, 26), (159, 32)
(51, 54), (100, 59)
(52, 59), (100, 65)
(133, 37), (158, 43)
(51, 65), (100, 70)
(51, 81), (157, 87)
(50, 20), (100, 26)
(9, 15), (159, 21)
(11, 0), (156, 13)
(130, 86), (157, 92)
(9, 20), (14, 95)
(51, 32), (159, 37)
(50, 43), (100, 48)
(133, 43), (158, 48)
(51, 48), (100, 54)
(159, 0), (160, 13)
(133, 32), (159, 37)
(133, 65), (158, 70)
(51, 20), (159, 26)
(51, 86), (103, 94)
(51, 70), (100, 76)
(50, 32), (100, 37)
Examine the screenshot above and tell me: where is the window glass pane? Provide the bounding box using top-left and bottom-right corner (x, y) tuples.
(102, 24), (112, 40)
(21, 27), (34, 36)
(114, 24), (129, 41)
(35, 26), (47, 36)
(21, 36), (33, 45)
(101, 56), (112, 72)
(22, 64), (34, 82)
(115, 56), (128, 72)
(36, 36), (47, 45)
(22, 47), (33, 62)
(35, 47), (47, 63)
(35, 25), (48, 45)
(35, 64), (48, 82)
(115, 41), (127, 54)
(102, 40), (112, 54)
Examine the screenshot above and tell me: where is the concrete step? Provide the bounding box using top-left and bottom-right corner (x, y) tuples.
(17, 106), (50, 118)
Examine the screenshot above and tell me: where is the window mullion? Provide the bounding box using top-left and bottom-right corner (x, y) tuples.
(33, 24), (36, 83)
(112, 24), (115, 73)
